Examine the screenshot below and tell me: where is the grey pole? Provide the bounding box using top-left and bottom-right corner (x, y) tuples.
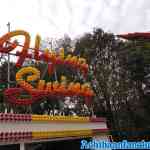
(7, 22), (10, 88)
(20, 143), (25, 150)
(49, 38), (57, 81)
(51, 38), (57, 81)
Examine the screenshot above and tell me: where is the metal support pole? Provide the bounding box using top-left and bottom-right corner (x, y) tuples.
(20, 143), (25, 150)
(7, 22), (10, 88)
(7, 54), (10, 88)
(50, 38), (57, 81)
(54, 70), (57, 81)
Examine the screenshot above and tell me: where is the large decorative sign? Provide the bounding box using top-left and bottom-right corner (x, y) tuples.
(0, 30), (88, 76)
(0, 30), (94, 106)
(4, 67), (94, 105)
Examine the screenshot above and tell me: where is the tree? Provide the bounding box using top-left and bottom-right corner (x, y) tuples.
(74, 28), (147, 140)
(118, 38), (150, 131)
(55, 34), (72, 54)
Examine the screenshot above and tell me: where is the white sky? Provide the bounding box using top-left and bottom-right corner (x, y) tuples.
(0, 0), (150, 40)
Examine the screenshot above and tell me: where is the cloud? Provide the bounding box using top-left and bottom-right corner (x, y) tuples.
(0, 0), (150, 39)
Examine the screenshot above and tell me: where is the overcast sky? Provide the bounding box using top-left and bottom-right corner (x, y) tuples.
(0, 0), (150, 39)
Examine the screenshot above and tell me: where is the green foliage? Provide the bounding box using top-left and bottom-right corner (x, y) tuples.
(74, 28), (150, 141)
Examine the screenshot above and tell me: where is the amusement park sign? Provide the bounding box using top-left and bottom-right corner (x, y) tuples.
(0, 30), (94, 106)
(0, 30), (88, 75)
